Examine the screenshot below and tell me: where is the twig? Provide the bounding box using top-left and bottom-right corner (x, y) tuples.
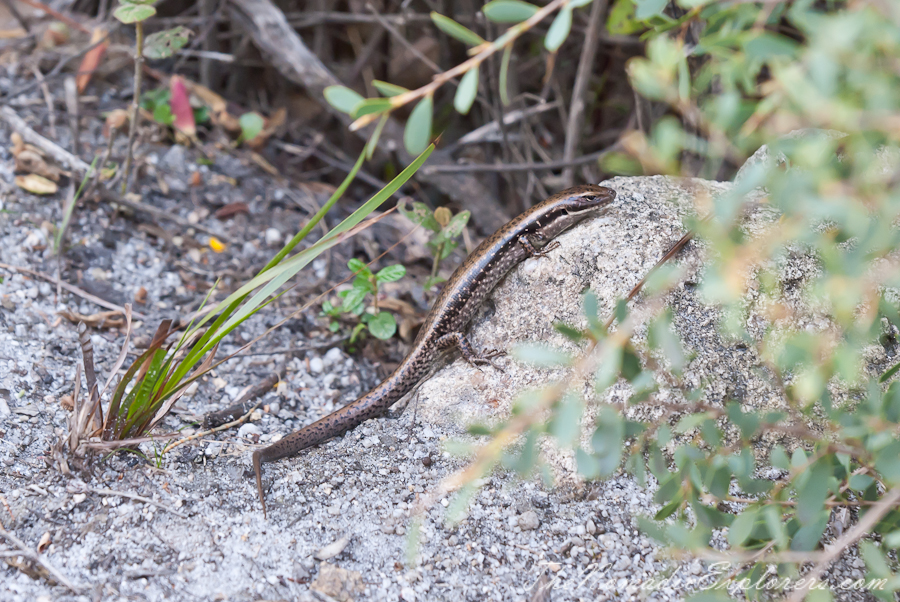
(785, 486), (900, 602)
(202, 369), (281, 429)
(95, 187), (233, 243)
(164, 400), (265, 454)
(14, 0), (89, 33)
(455, 101), (560, 145)
(349, 0), (574, 131)
(561, 0), (608, 187)
(0, 526), (83, 592)
(90, 488), (188, 519)
(0, 106), (90, 173)
(0, 0), (30, 33)
(0, 262), (146, 319)
(419, 147), (616, 174)
(366, 3), (442, 75)
(121, 21), (144, 194)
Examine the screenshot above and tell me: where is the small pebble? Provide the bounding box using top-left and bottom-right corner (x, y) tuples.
(238, 424), (261, 439)
(265, 228), (282, 245)
(518, 510), (540, 531)
(309, 357), (324, 374)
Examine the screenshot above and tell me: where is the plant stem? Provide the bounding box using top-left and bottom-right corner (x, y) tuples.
(349, 0), (573, 131)
(430, 241), (445, 283)
(121, 20), (144, 195)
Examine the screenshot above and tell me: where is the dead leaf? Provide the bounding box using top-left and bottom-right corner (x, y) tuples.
(249, 152), (279, 176)
(60, 394), (74, 411)
(134, 286), (147, 304)
(36, 532), (51, 553)
(104, 109), (129, 136)
(76, 26), (108, 93)
(214, 202), (249, 219)
(15, 149), (63, 181)
(10, 132), (24, 155)
(16, 174), (58, 195)
(58, 309), (125, 329)
(190, 171), (202, 187)
(311, 563), (363, 602)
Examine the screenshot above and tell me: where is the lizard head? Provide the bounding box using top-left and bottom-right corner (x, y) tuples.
(531, 184), (616, 241)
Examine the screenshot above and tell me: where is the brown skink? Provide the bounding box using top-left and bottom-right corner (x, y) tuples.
(253, 185), (617, 516)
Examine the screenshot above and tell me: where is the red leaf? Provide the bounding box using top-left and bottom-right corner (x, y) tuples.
(76, 27), (109, 93)
(169, 75), (196, 137)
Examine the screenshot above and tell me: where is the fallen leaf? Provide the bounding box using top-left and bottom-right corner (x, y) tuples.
(37, 532), (51, 553)
(57, 309), (125, 328)
(190, 171), (202, 187)
(60, 394), (74, 411)
(10, 132), (24, 155)
(315, 536), (350, 561)
(134, 286), (148, 304)
(214, 202), (249, 219)
(104, 109), (129, 136)
(249, 152), (279, 176)
(15, 174), (58, 195)
(15, 149), (63, 181)
(76, 26), (109, 93)
(311, 562), (363, 602)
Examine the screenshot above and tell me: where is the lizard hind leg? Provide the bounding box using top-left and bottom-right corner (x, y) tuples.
(434, 332), (506, 373)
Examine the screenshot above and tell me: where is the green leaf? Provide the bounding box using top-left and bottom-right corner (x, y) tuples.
(114, 3), (156, 23)
(726, 507), (758, 547)
(482, 0), (539, 23)
(511, 343), (572, 367)
(742, 32), (799, 61)
(340, 287), (367, 313)
(550, 394), (583, 447)
(876, 441), (900, 484)
(634, 0), (667, 20)
(769, 445), (791, 470)
(430, 12), (486, 46)
(861, 540), (893, 579)
(454, 67), (479, 115)
(554, 323), (585, 343)
(365, 114), (388, 160)
(404, 95), (433, 155)
(143, 26), (192, 59)
(347, 258), (372, 278)
(442, 210), (470, 238)
(152, 103), (173, 126)
(239, 112), (264, 141)
(398, 201), (441, 231)
(372, 80), (408, 97)
(590, 406), (624, 477)
(324, 85), (365, 114)
(376, 265), (406, 284)
(352, 98), (393, 119)
(499, 44), (512, 106)
(544, 6), (572, 52)
(367, 312), (397, 340)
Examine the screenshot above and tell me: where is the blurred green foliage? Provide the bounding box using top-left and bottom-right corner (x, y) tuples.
(432, 1), (900, 597)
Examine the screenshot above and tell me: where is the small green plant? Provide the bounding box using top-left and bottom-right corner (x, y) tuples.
(69, 144), (434, 451)
(113, 1), (191, 192)
(399, 203), (470, 290)
(140, 87), (209, 129)
(322, 259), (406, 345)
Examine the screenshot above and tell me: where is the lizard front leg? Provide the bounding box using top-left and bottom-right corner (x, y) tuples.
(518, 234), (560, 258)
(434, 332), (505, 372)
